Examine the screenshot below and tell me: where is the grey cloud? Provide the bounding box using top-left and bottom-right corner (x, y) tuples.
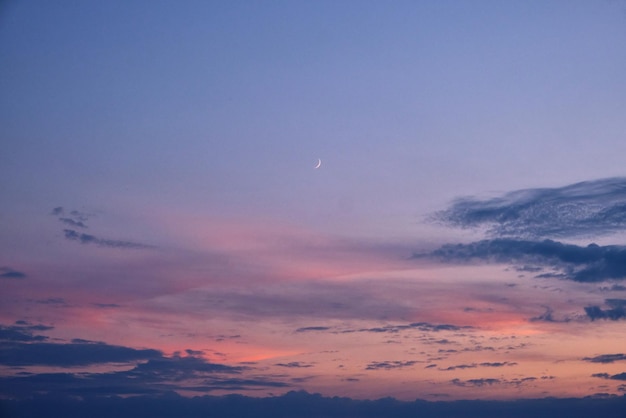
(0, 267), (26, 279)
(0, 339), (162, 367)
(275, 362), (314, 368)
(51, 207), (154, 250)
(0, 322), (52, 342)
(441, 362), (516, 371)
(93, 303), (122, 308)
(452, 377), (536, 388)
(344, 322), (467, 335)
(0, 355), (285, 399)
(63, 229), (155, 249)
(451, 378), (500, 387)
(59, 217), (87, 228)
(479, 361), (517, 367)
(422, 239), (626, 282)
(592, 372), (626, 381)
(295, 326), (332, 333)
(440, 364), (476, 371)
(585, 299), (626, 321)
(365, 360), (419, 370)
(583, 354), (626, 364)
(433, 177), (626, 239)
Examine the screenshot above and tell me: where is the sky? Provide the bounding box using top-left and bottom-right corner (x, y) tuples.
(1, 0), (626, 412)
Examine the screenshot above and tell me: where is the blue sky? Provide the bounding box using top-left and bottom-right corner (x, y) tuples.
(2, 0), (626, 411)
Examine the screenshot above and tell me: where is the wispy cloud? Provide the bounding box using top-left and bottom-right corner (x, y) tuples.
(583, 354), (626, 364)
(592, 372), (626, 381)
(63, 229), (155, 249)
(365, 360), (420, 370)
(433, 177), (626, 239)
(0, 267), (27, 279)
(51, 207), (155, 249)
(275, 362), (314, 368)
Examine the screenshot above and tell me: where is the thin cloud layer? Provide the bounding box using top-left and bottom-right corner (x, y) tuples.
(434, 177), (626, 239)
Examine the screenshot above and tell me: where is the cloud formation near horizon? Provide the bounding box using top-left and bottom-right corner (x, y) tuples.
(0, 321), (286, 398)
(434, 177), (626, 239)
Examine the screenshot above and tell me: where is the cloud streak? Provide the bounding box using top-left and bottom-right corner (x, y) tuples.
(433, 177), (626, 239)
(421, 239), (626, 282)
(0, 267), (26, 279)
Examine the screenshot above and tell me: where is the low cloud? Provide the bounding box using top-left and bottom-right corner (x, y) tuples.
(433, 177), (626, 239)
(0, 322), (287, 398)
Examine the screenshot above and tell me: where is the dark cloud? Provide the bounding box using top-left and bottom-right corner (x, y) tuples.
(0, 339), (162, 367)
(342, 322), (467, 335)
(479, 361), (517, 367)
(433, 177), (626, 239)
(0, 266), (26, 279)
(451, 378), (500, 387)
(275, 362), (314, 368)
(365, 360), (419, 370)
(440, 362), (516, 371)
(63, 229), (155, 249)
(0, 322), (51, 342)
(585, 299), (626, 321)
(421, 239), (626, 282)
(584, 354), (626, 364)
(593, 372), (626, 381)
(0, 354), (284, 399)
(295, 326), (332, 333)
(440, 364), (476, 371)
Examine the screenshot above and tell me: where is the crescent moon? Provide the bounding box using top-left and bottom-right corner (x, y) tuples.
(314, 158), (322, 169)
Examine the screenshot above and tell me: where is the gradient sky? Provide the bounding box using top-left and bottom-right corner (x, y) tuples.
(2, 0), (626, 404)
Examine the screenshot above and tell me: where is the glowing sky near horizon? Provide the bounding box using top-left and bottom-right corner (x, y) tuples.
(1, 0), (626, 402)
